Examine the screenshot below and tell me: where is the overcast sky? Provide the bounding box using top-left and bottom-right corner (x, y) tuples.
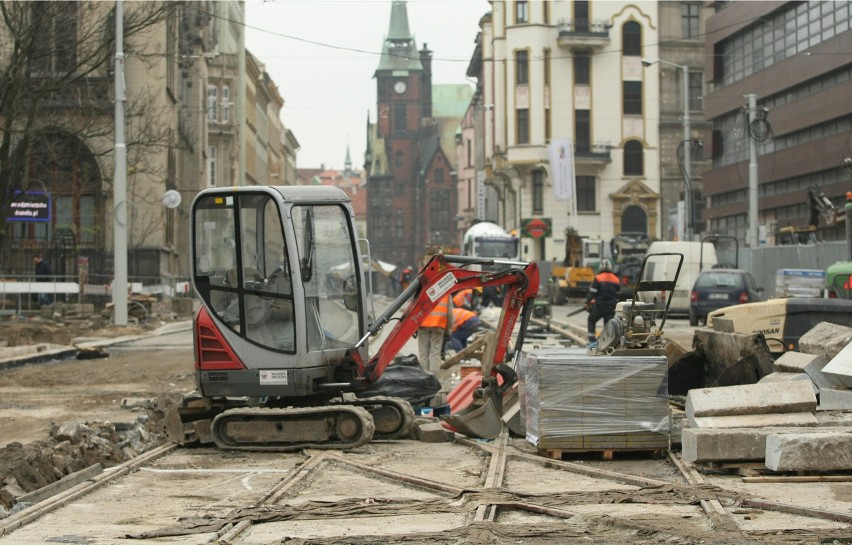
(244, 0), (490, 171)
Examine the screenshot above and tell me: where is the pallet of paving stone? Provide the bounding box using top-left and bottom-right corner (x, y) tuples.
(521, 348), (671, 452)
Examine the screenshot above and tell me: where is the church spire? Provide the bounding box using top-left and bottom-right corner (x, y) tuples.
(375, 1), (422, 75)
(344, 144), (352, 177)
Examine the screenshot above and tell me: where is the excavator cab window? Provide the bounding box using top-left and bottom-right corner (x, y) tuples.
(290, 204), (363, 351)
(193, 193), (297, 352)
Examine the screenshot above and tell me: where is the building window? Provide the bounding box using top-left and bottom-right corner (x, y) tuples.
(574, 50), (590, 85)
(532, 170), (544, 213)
(395, 209), (405, 240)
(393, 103), (406, 131)
(622, 21), (642, 56)
(575, 110), (590, 152)
(221, 85), (231, 123)
(545, 107), (551, 141)
(624, 140), (644, 176)
(515, 50), (529, 85)
(623, 81), (642, 115)
(515, 0), (528, 23)
(576, 175), (595, 212)
(207, 85), (218, 121)
(688, 71), (703, 112)
(208, 146), (216, 187)
(682, 3), (700, 39)
(395, 150), (404, 167)
(516, 109), (530, 144)
(544, 49), (551, 86)
(31, 2), (78, 75)
(466, 139), (472, 167)
(574, 0), (589, 32)
(543, 1), (550, 24)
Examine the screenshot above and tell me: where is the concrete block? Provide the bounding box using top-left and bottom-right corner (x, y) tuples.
(818, 388), (852, 411)
(682, 428), (768, 462)
(416, 422), (454, 443)
(798, 322), (852, 360)
(689, 412), (818, 429)
(685, 380), (817, 419)
(765, 431), (852, 472)
(683, 426), (849, 463)
(773, 351), (822, 374)
(820, 340), (852, 389)
(804, 356), (838, 392)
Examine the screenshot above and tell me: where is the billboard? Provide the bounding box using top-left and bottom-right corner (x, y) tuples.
(7, 191), (51, 222)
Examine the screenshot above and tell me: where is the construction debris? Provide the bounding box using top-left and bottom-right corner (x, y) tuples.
(679, 321), (852, 473)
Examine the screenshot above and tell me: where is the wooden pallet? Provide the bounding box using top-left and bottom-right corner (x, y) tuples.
(538, 447), (666, 461)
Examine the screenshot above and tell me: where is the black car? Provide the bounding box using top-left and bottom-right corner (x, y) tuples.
(689, 269), (764, 326)
(613, 259), (643, 300)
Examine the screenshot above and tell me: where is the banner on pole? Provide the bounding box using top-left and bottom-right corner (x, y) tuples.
(548, 139), (575, 202)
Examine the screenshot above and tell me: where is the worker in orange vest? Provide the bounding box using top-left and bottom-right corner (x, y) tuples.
(448, 307), (482, 352)
(452, 288), (474, 310)
(584, 259), (621, 347)
(417, 294), (452, 372)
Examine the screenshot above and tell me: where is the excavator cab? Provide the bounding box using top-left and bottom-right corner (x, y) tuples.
(191, 186), (369, 400)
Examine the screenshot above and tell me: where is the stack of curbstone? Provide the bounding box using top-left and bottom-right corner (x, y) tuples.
(681, 322), (852, 472)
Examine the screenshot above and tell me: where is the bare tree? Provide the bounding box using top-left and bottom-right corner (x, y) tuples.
(0, 1), (174, 268)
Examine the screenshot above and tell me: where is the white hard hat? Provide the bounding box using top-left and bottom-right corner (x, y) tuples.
(600, 259), (613, 272)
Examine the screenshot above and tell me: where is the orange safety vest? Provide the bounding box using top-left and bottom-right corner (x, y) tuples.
(421, 296), (450, 329)
(451, 307), (477, 331)
(453, 289), (473, 308)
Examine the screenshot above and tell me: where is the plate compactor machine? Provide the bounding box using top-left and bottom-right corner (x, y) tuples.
(166, 185), (540, 451)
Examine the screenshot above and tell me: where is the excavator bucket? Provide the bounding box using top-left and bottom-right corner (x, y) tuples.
(668, 323), (774, 396)
(442, 376), (505, 439)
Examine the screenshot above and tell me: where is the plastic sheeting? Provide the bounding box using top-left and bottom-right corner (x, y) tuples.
(520, 348), (670, 450)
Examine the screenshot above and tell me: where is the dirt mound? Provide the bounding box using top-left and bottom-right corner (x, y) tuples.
(0, 315), (149, 348)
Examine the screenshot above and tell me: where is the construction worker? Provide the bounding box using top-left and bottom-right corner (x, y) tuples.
(448, 307), (482, 351)
(452, 288), (475, 310)
(417, 294), (451, 372)
(584, 259), (620, 347)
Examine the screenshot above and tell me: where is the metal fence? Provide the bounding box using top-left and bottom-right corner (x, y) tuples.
(737, 241), (847, 297)
(0, 273), (194, 316)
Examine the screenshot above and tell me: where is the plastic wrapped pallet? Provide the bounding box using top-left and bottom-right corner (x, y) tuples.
(522, 348), (670, 451)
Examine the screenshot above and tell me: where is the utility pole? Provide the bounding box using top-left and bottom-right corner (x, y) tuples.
(746, 93), (759, 248)
(113, 0), (128, 326)
(681, 65), (692, 242)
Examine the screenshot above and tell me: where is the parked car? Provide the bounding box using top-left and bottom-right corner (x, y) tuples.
(613, 258), (643, 300)
(689, 269), (764, 326)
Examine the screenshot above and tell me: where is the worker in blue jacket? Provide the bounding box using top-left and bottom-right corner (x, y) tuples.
(584, 259), (620, 347)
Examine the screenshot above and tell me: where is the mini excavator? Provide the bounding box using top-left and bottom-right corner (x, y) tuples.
(166, 185), (540, 451)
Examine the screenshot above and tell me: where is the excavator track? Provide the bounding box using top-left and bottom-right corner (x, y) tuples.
(211, 405), (375, 452)
(345, 396), (416, 440)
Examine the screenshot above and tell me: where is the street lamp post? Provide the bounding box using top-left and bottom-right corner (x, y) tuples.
(643, 58), (692, 241)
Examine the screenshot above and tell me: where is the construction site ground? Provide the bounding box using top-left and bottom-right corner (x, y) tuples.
(1, 309), (852, 543)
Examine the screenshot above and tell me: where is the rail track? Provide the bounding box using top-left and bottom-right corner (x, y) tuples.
(2, 312), (850, 544)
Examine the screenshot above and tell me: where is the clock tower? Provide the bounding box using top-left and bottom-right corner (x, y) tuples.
(367, 0), (455, 270)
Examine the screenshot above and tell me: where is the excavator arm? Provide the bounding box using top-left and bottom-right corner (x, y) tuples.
(347, 254), (540, 386)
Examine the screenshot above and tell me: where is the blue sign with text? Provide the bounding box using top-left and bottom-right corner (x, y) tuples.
(7, 191), (51, 222)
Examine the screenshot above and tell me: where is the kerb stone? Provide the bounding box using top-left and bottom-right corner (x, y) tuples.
(685, 380), (816, 419)
(772, 352), (823, 374)
(765, 431), (852, 471)
(820, 341), (852, 389)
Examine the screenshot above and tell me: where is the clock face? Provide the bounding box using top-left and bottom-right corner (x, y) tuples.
(394, 81), (407, 94)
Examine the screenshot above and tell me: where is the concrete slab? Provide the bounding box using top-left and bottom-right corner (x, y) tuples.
(685, 380), (817, 419)
(820, 340), (852, 389)
(765, 430), (852, 472)
(682, 426), (850, 463)
(804, 356), (839, 392)
(798, 322), (852, 360)
(689, 412), (818, 430)
(817, 388), (852, 411)
(772, 351), (823, 373)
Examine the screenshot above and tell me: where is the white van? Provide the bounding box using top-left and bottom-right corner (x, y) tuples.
(636, 241), (718, 316)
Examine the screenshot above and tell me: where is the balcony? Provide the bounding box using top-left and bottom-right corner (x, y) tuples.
(557, 18), (611, 50)
(574, 142), (612, 166)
